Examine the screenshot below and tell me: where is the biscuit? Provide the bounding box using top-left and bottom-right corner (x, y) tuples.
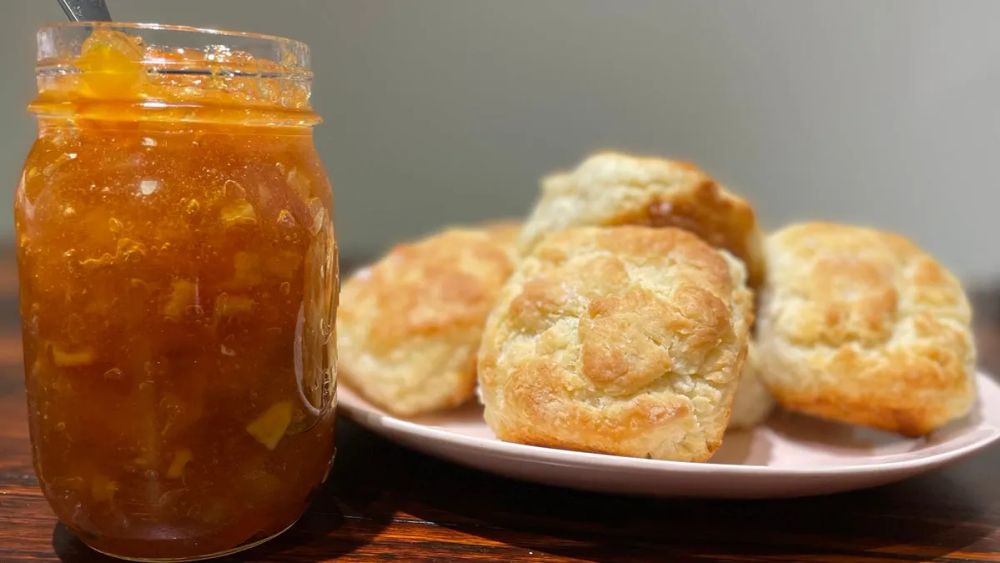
(756, 222), (976, 436)
(519, 152), (765, 288)
(478, 226), (753, 461)
(727, 343), (776, 430)
(338, 225), (518, 416)
(480, 219), (522, 254)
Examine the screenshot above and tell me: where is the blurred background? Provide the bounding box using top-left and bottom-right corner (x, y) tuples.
(2, 1), (998, 282)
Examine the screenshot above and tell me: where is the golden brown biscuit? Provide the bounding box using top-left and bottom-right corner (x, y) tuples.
(727, 343), (775, 430)
(481, 219), (523, 255)
(478, 226), (753, 461)
(519, 152), (765, 288)
(757, 222), (976, 436)
(338, 225), (518, 416)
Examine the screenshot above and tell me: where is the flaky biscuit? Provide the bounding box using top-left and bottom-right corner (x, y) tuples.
(757, 222), (976, 436)
(478, 226), (753, 461)
(480, 219), (522, 254)
(519, 152), (765, 288)
(727, 344), (776, 430)
(338, 225), (518, 416)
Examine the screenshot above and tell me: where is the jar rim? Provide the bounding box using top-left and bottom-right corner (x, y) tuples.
(36, 21), (312, 78)
(39, 21), (310, 52)
(31, 22), (318, 126)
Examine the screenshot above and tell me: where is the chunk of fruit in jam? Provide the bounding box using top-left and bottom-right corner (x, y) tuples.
(166, 448), (193, 479)
(51, 344), (96, 367)
(246, 401), (293, 450)
(76, 29), (145, 99)
(163, 279), (197, 320)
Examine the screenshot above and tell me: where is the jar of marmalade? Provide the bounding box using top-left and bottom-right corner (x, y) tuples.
(15, 23), (337, 560)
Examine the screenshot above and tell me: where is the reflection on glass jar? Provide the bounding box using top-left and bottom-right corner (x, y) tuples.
(15, 22), (337, 560)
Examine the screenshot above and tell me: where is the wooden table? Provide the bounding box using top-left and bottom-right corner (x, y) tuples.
(1, 257), (998, 562)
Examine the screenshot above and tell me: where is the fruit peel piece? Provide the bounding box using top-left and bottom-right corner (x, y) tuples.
(213, 293), (255, 318)
(220, 200), (257, 228)
(166, 448), (193, 479)
(246, 401), (293, 450)
(52, 344), (96, 367)
(230, 252), (263, 288)
(163, 279), (197, 320)
(90, 473), (119, 503)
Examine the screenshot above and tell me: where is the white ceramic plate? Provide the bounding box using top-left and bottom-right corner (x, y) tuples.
(339, 371), (1000, 498)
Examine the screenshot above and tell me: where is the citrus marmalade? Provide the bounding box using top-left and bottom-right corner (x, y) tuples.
(15, 24), (337, 560)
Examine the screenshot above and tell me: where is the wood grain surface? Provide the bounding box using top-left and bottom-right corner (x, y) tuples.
(1, 258), (998, 562)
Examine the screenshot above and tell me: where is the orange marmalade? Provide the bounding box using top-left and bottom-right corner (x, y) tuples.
(15, 24), (337, 560)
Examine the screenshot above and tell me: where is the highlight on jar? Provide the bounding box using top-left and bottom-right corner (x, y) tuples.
(15, 21), (338, 561)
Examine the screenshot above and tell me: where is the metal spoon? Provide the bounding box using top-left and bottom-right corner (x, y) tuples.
(57, 0), (112, 22)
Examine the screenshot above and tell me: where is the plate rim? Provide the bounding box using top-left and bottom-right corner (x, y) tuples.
(339, 371), (1000, 477)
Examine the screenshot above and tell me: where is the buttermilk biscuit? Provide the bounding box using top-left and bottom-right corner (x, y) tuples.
(757, 222), (976, 436)
(727, 344), (776, 430)
(519, 152), (765, 288)
(478, 226), (753, 461)
(480, 219), (522, 254)
(338, 225), (518, 417)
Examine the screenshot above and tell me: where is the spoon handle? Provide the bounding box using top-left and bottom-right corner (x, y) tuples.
(57, 0), (112, 22)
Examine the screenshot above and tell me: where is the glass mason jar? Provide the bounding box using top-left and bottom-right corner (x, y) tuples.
(15, 23), (338, 560)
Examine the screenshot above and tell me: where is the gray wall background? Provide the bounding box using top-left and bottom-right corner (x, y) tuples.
(2, 1), (998, 281)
